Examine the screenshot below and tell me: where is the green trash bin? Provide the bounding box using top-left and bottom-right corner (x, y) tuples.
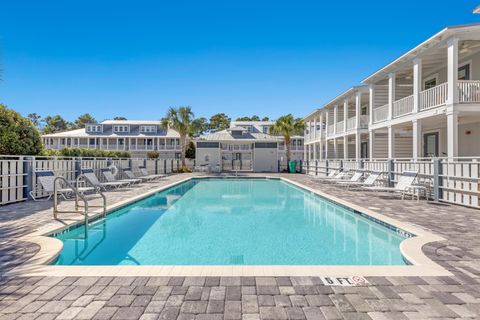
(288, 161), (297, 173)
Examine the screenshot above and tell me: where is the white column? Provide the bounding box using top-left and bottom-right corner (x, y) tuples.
(412, 119), (422, 160)
(106, 138), (109, 150)
(388, 126), (395, 159)
(343, 136), (348, 159)
(313, 142), (317, 161)
(116, 138), (119, 150)
(87, 138), (90, 149)
(355, 91), (362, 129)
(369, 84), (375, 125)
(325, 111), (329, 138)
(325, 140), (329, 159)
(446, 37), (459, 105)
(388, 72), (396, 120)
(413, 58), (422, 113)
(319, 139), (323, 161)
(333, 105), (338, 135)
(343, 99), (348, 132)
(355, 132), (361, 160)
(303, 143), (308, 163)
(333, 139), (338, 159)
(447, 110), (459, 158)
(313, 119), (317, 140)
(369, 130), (374, 161)
(94, 137), (97, 149)
(319, 113), (324, 141)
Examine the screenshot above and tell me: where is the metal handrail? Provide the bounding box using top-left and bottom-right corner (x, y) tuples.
(53, 176), (89, 225)
(76, 174), (107, 216)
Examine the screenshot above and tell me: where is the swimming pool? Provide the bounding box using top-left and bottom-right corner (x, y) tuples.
(53, 178), (411, 266)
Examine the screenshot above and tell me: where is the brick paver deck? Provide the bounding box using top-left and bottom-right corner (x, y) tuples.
(1, 173), (480, 319)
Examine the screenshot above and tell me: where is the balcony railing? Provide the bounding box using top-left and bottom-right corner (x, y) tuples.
(336, 121), (344, 134)
(346, 117), (356, 131)
(373, 104), (388, 123)
(420, 82), (447, 111)
(393, 95), (414, 118)
(360, 115), (369, 128)
(458, 80), (480, 103)
(327, 124), (334, 136)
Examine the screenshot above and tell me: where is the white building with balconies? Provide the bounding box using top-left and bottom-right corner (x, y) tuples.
(42, 120), (182, 158)
(305, 23), (480, 161)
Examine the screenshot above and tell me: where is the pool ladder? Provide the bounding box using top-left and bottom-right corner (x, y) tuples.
(53, 175), (107, 225)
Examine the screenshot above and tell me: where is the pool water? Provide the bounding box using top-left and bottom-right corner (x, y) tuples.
(53, 178), (410, 266)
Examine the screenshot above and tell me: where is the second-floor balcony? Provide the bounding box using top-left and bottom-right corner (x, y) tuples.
(373, 80), (480, 124)
(336, 121), (344, 134)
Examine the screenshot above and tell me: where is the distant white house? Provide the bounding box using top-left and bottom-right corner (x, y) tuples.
(42, 120), (182, 158)
(195, 121), (304, 172)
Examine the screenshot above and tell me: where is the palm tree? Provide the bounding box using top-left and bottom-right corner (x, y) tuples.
(161, 106), (196, 170)
(269, 114), (304, 164)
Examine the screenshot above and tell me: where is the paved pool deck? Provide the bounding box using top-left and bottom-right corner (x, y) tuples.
(1, 173), (480, 319)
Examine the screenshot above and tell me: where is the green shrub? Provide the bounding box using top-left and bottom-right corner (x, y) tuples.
(0, 104), (43, 155)
(48, 148), (131, 158)
(146, 151), (160, 159)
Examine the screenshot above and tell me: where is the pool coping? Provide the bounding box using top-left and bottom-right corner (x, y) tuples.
(8, 175), (452, 277)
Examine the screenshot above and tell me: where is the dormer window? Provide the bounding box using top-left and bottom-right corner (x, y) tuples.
(86, 125), (102, 133)
(113, 125), (129, 133)
(140, 125), (157, 133)
(262, 126), (269, 134)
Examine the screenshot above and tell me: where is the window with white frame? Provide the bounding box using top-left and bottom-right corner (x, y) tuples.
(86, 125), (102, 133)
(113, 125), (129, 133)
(140, 125), (157, 133)
(262, 125), (269, 134)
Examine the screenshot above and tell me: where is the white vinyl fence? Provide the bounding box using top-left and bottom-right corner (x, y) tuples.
(305, 158), (480, 209)
(0, 155), (195, 205)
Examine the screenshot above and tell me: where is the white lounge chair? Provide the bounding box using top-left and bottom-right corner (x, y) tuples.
(81, 168), (129, 190)
(312, 169), (339, 180)
(31, 170), (94, 201)
(138, 166), (165, 180)
(363, 170), (418, 199)
(332, 171), (363, 184)
(122, 168), (151, 182)
(336, 171), (382, 189)
(101, 168), (141, 185)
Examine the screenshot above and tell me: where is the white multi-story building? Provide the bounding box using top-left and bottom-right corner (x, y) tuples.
(42, 120), (182, 158)
(305, 23), (480, 161)
(195, 121), (304, 172)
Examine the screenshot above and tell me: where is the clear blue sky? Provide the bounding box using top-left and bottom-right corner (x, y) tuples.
(0, 0), (479, 121)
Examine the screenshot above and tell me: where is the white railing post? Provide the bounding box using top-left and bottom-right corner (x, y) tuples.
(388, 72), (396, 120)
(355, 91), (361, 129)
(446, 37), (459, 105)
(412, 119), (422, 160)
(369, 84), (374, 126)
(333, 105), (338, 135)
(413, 58), (422, 113)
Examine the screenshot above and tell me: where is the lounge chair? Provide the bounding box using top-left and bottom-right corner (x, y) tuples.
(312, 169), (340, 180)
(31, 170), (94, 201)
(138, 166), (165, 180)
(336, 171), (382, 189)
(81, 167), (129, 190)
(122, 168), (152, 182)
(101, 168), (141, 185)
(332, 171), (363, 184)
(363, 170), (418, 199)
